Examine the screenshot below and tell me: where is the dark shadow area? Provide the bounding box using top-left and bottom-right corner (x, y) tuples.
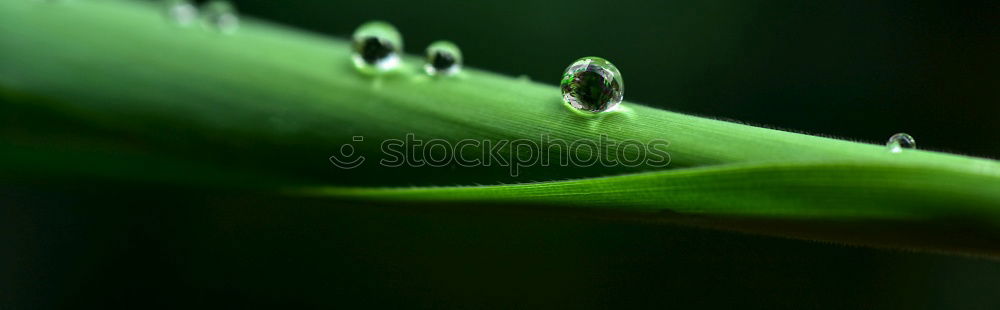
(3, 183), (1000, 309)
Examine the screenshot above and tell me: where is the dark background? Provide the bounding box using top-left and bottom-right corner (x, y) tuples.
(3, 0), (1000, 308)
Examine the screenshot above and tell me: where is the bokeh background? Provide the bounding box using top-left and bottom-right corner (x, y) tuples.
(3, 0), (999, 308)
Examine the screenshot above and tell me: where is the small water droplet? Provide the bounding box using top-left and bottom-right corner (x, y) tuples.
(886, 133), (916, 153)
(423, 41), (462, 76)
(203, 1), (239, 34)
(352, 21), (403, 74)
(560, 57), (624, 113)
(164, 0), (197, 26)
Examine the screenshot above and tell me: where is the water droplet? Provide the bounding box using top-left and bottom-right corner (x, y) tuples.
(560, 57), (624, 113)
(164, 0), (197, 26)
(352, 21), (403, 73)
(886, 133), (916, 153)
(423, 41), (462, 76)
(203, 1), (239, 34)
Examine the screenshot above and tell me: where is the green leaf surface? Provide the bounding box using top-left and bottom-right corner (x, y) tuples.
(3, 0), (997, 184)
(303, 162), (1000, 221)
(2, 0), (999, 256)
(299, 161), (1000, 257)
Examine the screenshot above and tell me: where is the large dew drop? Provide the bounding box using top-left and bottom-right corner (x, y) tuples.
(560, 57), (624, 113)
(423, 41), (462, 76)
(203, 1), (239, 34)
(886, 133), (916, 153)
(351, 21), (403, 74)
